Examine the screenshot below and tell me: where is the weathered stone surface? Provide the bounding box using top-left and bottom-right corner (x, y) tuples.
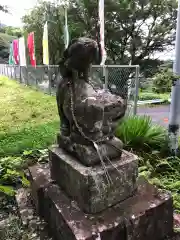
(16, 187), (52, 240)
(16, 188), (34, 226)
(57, 58), (126, 148)
(49, 146), (138, 213)
(28, 163), (53, 216)
(56, 38), (127, 167)
(57, 134), (123, 166)
(29, 166), (173, 240)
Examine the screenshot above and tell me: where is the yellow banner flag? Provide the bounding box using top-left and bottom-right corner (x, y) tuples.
(43, 21), (49, 65)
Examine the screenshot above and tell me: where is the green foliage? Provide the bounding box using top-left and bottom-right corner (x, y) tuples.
(139, 91), (170, 101)
(116, 116), (168, 151)
(0, 185), (15, 196)
(0, 156), (29, 196)
(0, 32), (15, 62)
(0, 148), (49, 196)
(139, 92), (162, 101)
(141, 155), (180, 212)
(140, 59), (163, 78)
(3, 26), (22, 37)
(152, 69), (178, 93)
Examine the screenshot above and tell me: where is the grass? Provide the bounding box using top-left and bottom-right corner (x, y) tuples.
(0, 77), (59, 156)
(139, 91), (170, 102)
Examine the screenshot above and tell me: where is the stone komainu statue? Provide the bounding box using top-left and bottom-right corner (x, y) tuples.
(56, 37), (127, 167)
(58, 37), (102, 80)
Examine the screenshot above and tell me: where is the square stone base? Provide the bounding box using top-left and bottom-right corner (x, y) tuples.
(28, 164), (174, 240)
(49, 145), (138, 213)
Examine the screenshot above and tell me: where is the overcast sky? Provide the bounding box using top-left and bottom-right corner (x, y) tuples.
(0, 0), (175, 60)
(0, 0), (39, 27)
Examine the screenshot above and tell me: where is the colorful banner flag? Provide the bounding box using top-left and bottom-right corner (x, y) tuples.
(13, 39), (19, 65)
(27, 32), (36, 67)
(9, 43), (14, 65)
(64, 7), (69, 49)
(98, 0), (107, 65)
(43, 21), (49, 65)
(19, 37), (27, 66)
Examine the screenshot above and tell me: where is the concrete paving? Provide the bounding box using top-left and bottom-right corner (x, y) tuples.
(137, 104), (170, 127)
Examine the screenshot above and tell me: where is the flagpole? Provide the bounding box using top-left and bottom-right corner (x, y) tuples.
(64, 3), (69, 49)
(98, 0), (107, 89)
(168, 0), (180, 155)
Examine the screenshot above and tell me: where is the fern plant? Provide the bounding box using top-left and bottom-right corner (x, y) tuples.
(116, 115), (168, 152)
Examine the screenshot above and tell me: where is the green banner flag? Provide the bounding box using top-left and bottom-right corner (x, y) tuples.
(9, 43), (14, 65)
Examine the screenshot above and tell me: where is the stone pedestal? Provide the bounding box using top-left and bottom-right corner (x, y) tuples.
(28, 163), (174, 240)
(49, 145), (138, 213)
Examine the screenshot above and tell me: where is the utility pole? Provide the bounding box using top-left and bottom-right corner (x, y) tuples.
(168, 0), (180, 155)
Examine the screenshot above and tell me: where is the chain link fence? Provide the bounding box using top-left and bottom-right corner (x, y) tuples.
(0, 64), (140, 115)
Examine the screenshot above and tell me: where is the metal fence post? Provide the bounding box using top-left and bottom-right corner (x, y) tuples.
(133, 65), (140, 115)
(48, 66), (52, 95)
(27, 67), (29, 85)
(14, 66), (16, 79)
(104, 65), (108, 90)
(19, 66), (22, 83)
(10, 66), (13, 78)
(102, 65), (105, 89)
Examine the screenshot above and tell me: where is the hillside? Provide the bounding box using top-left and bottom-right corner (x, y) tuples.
(0, 32), (15, 62)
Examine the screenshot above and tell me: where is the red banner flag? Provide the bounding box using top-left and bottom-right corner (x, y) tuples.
(27, 32), (36, 67)
(13, 39), (19, 65)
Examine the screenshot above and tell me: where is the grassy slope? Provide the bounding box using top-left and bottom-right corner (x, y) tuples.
(0, 77), (59, 156)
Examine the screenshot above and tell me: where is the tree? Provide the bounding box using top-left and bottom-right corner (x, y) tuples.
(22, 1), (65, 64)
(4, 26), (22, 38)
(0, 5), (8, 13)
(0, 32), (15, 62)
(68, 0), (177, 66)
(22, 0), (177, 67)
(152, 69), (178, 93)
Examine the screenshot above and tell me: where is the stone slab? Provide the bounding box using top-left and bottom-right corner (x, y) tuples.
(15, 188), (34, 226)
(49, 145), (138, 213)
(29, 164), (174, 240)
(28, 163), (53, 216)
(15, 187), (52, 240)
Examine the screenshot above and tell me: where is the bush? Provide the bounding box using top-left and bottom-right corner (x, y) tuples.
(139, 92), (161, 101)
(152, 69), (178, 93)
(116, 115), (168, 152)
(139, 91), (170, 102)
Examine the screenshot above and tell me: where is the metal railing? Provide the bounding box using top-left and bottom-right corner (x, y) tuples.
(0, 64), (140, 115)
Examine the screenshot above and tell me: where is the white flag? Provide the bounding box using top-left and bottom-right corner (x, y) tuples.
(64, 7), (69, 49)
(43, 21), (49, 65)
(19, 37), (27, 66)
(99, 0), (107, 65)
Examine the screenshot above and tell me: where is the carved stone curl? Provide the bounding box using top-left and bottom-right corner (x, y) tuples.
(56, 37), (127, 166)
